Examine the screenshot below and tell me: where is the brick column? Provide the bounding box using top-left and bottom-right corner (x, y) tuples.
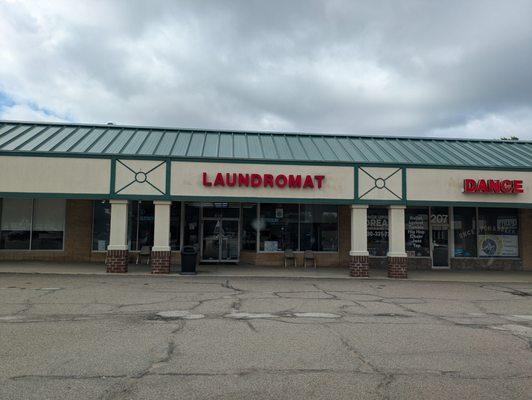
(350, 255), (369, 277)
(151, 201), (171, 274)
(387, 205), (407, 279)
(387, 256), (408, 279)
(151, 250), (171, 274)
(105, 200), (129, 273)
(106, 249), (129, 273)
(349, 204), (370, 277)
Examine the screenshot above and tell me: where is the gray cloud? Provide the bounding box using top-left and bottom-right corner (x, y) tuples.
(1, 0), (532, 139)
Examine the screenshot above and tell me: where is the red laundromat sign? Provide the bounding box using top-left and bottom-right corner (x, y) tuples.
(202, 172), (325, 189)
(463, 179), (524, 194)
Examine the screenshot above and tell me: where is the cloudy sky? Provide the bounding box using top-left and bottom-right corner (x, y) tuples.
(1, 0), (532, 139)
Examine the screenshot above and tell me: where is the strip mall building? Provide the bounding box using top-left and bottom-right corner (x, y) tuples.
(0, 120), (531, 278)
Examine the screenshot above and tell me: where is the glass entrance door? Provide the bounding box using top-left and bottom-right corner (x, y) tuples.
(430, 207), (450, 268)
(431, 226), (449, 268)
(201, 204), (240, 263)
(202, 220), (220, 261)
(220, 220), (239, 261)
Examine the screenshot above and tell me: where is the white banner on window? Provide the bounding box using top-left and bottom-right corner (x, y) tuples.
(1, 198), (32, 230)
(264, 241), (279, 252)
(32, 199), (65, 231)
(478, 235), (518, 257)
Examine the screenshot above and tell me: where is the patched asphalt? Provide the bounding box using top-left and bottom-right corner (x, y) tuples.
(0, 273), (531, 399)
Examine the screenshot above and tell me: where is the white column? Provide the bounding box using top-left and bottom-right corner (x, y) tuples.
(107, 200), (128, 251)
(387, 205), (407, 257)
(349, 204), (369, 256)
(152, 201), (171, 252)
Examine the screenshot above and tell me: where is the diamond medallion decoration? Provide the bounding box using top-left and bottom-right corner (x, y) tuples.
(358, 167), (403, 201)
(114, 159), (166, 195)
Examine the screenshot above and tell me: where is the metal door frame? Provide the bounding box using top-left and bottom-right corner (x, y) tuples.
(429, 206), (450, 269)
(200, 204), (241, 263)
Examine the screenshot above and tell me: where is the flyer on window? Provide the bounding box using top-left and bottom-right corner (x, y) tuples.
(478, 235), (518, 257)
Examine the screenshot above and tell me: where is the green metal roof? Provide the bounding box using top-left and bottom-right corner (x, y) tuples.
(0, 120), (531, 169)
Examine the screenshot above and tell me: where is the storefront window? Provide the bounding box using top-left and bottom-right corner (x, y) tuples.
(300, 204), (338, 251)
(170, 202), (181, 250)
(259, 203), (299, 251)
(0, 198), (32, 249)
(203, 203), (240, 219)
(183, 203), (200, 249)
(367, 208), (388, 256)
(92, 201), (111, 251)
(478, 208), (518, 257)
(453, 207), (477, 257)
(127, 202), (139, 251)
(405, 208), (429, 257)
(31, 199), (65, 250)
(129, 201), (154, 251)
(92, 200), (158, 251)
(241, 203), (258, 251)
(0, 198), (65, 250)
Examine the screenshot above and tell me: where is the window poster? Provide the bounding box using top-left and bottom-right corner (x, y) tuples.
(478, 235), (518, 257)
(263, 240), (279, 252)
(405, 211), (429, 257)
(478, 209), (519, 257)
(367, 209), (388, 256)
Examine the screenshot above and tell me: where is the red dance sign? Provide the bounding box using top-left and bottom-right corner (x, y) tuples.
(463, 179), (524, 194)
(202, 172), (325, 189)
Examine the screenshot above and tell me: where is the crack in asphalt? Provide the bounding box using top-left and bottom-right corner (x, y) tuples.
(245, 320), (257, 332)
(1, 274), (531, 399)
(480, 284), (532, 297)
(99, 340), (178, 400)
(221, 279), (244, 293)
(11, 369), (531, 381)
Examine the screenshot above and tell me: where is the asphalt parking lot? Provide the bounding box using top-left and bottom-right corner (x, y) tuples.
(0, 273), (531, 399)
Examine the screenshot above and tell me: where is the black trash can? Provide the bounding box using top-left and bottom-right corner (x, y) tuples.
(180, 245), (198, 275)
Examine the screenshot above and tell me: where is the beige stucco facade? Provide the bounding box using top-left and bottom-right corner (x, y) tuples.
(1, 155), (531, 208)
(0, 156), (110, 195)
(0, 154), (530, 273)
(170, 161), (354, 200)
(407, 168), (532, 204)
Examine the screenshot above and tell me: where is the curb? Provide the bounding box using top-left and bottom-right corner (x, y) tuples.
(0, 270), (531, 284)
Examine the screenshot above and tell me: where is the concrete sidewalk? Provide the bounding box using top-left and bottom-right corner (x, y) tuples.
(0, 261), (531, 283)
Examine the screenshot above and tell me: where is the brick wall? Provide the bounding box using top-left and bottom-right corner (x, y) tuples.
(374, 256), (521, 271)
(252, 251), (341, 268)
(450, 257), (522, 271)
(408, 257), (432, 270)
(370, 257), (431, 270)
(369, 257), (388, 269)
(65, 200), (93, 261)
(240, 250), (257, 264)
(371, 256), (524, 271)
